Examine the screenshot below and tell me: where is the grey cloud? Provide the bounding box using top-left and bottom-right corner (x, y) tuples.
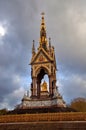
(0, 0), (38, 109)
(59, 74), (86, 103)
(45, 0), (86, 75)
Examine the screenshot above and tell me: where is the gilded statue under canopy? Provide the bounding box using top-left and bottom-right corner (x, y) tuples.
(41, 81), (48, 91)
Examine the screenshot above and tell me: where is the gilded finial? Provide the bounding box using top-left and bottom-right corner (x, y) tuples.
(41, 12), (45, 16)
(33, 40), (35, 44)
(49, 37), (51, 43)
(41, 12), (45, 25)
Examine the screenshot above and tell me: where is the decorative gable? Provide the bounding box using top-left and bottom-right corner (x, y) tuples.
(30, 48), (53, 65)
(35, 53), (48, 63)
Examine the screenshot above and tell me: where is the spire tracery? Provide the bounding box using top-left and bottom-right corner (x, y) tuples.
(39, 13), (48, 51)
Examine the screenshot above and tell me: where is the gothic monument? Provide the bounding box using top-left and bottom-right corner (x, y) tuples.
(19, 13), (66, 110)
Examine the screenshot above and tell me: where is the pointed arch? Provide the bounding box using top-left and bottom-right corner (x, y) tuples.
(35, 65), (50, 77)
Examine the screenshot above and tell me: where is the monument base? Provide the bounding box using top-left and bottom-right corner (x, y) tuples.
(18, 94), (66, 109)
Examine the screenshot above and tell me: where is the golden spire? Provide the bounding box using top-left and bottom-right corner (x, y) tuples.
(39, 12), (48, 50)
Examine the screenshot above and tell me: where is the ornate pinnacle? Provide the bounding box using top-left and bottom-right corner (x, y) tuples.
(32, 40), (35, 55)
(49, 37), (51, 48)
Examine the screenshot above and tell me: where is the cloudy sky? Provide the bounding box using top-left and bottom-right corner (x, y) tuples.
(0, 0), (86, 109)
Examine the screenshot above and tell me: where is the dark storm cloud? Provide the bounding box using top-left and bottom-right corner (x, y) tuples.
(44, 0), (86, 102)
(0, 0), (40, 73)
(0, 0), (40, 109)
(49, 0), (86, 75)
(44, 0), (86, 75)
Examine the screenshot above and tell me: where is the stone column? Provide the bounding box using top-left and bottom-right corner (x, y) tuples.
(37, 80), (41, 98)
(31, 83), (33, 97)
(32, 77), (37, 96)
(49, 76), (53, 97)
(52, 75), (57, 95)
(52, 80), (56, 96)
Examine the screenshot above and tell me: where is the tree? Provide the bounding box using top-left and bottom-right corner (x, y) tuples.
(0, 108), (8, 115)
(69, 97), (86, 112)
